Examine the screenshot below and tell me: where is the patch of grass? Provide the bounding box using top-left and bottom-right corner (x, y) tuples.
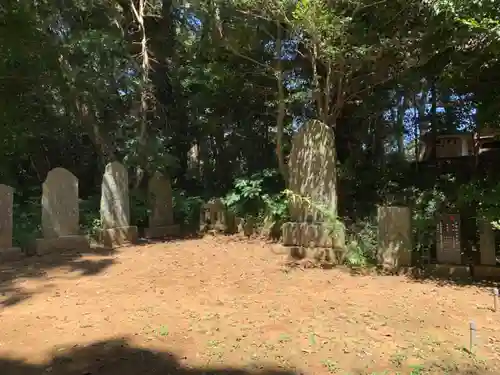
(389, 352), (407, 368)
(207, 339), (221, 348)
(309, 332), (317, 346)
(278, 333), (291, 343)
(409, 364), (425, 375)
(155, 325), (169, 337)
(322, 359), (339, 373)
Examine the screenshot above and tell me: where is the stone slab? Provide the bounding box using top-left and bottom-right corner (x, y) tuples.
(479, 220), (496, 265)
(100, 162), (131, 230)
(0, 247), (23, 262)
(99, 226), (138, 248)
(377, 206), (412, 270)
(472, 265), (500, 280)
(423, 264), (471, 279)
(35, 235), (90, 256)
(145, 225), (181, 239)
(148, 171), (174, 228)
(42, 168), (79, 238)
(0, 184), (15, 249)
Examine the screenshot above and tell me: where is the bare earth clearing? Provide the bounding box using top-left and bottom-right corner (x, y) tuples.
(0, 237), (499, 375)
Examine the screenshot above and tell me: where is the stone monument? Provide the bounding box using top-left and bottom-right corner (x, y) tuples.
(377, 205), (412, 271)
(0, 184), (23, 261)
(281, 120), (345, 262)
(145, 171), (180, 238)
(35, 168), (89, 255)
(99, 161), (138, 247)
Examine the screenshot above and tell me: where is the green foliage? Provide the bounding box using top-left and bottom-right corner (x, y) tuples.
(344, 219), (378, 267)
(12, 198), (41, 248)
(80, 195), (102, 240)
(130, 189), (149, 228)
(261, 192), (289, 223)
(223, 169), (288, 223)
(3, 0), (500, 257)
(283, 189), (345, 239)
(458, 180), (500, 229)
(412, 187), (447, 254)
(172, 192), (204, 229)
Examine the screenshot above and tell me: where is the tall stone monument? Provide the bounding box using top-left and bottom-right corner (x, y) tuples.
(0, 184), (23, 261)
(35, 168), (89, 255)
(99, 161), (138, 247)
(281, 120), (345, 261)
(145, 171), (180, 238)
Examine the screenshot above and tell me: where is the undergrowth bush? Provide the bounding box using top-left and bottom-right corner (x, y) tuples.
(80, 195), (101, 241)
(223, 169), (289, 230)
(172, 191), (204, 230)
(13, 197), (41, 247)
(344, 219), (378, 267)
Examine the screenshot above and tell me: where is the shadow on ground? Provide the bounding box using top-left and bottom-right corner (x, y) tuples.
(277, 243), (500, 288)
(0, 338), (494, 375)
(0, 246), (117, 308)
(405, 271), (498, 288)
(0, 338), (300, 375)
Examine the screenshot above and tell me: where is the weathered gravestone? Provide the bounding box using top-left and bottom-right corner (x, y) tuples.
(473, 219), (500, 279)
(145, 171), (180, 238)
(0, 184), (23, 261)
(377, 205), (412, 271)
(479, 219), (496, 266)
(200, 198), (235, 234)
(99, 162), (138, 247)
(281, 120), (345, 262)
(35, 168), (89, 255)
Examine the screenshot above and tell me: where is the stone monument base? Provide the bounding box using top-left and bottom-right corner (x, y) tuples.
(0, 247), (24, 262)
(423, 264), (471, 278)
(145, 224), (180, 239)
(35, 235), (90, 256)
(99, 226), (138, 248)
(287, 246), (346, 264)
(472, 265), (500, 280)
(281, 222), (346, 263)
(377, 245), (412, 271)
(282, 222), (345, 248)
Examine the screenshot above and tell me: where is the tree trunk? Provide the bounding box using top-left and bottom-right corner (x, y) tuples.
(275, 19), (288, 184)
(430, 79), (438, 161)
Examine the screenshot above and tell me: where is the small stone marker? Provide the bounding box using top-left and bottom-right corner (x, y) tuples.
(99, 161), (138, 247)
(200, 198), (231, 233)
(35, 168), (90, 255)
(0, 184), (22, 261)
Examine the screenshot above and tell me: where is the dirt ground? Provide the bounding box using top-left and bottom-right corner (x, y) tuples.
(0, 236), (499, 375)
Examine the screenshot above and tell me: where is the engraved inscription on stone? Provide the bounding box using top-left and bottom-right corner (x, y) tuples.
(436, 214), (462, 264)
